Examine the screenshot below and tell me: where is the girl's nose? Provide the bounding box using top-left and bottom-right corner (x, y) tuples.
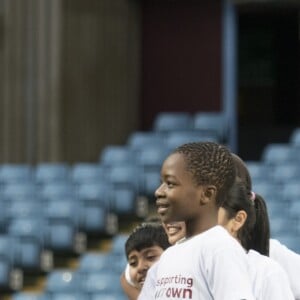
(155, 183), (165, 199)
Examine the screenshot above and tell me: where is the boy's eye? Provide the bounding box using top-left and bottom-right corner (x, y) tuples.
(146, 254), (159, 261)
(129, 261), (137, 267)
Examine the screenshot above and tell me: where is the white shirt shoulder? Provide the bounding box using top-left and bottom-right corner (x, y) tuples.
(270, 238), (300, 299)
(247, 249), (293, 300)
(139, 225), (255, 300)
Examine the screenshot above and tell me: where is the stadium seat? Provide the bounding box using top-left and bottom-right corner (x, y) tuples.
(140, 169), (161, 199)
(136, 146), (170, 170)
(45, 270), (81, 293)
(0, 234), (23, 291)
(71, 163), (105, 184)
(193, 111), (227, 142)
(77, 253), (112, 274)
(110, 186), (137, 216)
(282, 181), (300, 202)
(100, 145), (136, 167)
(8, 217), (50, 271)
(0, 164), (33, 184)
(39, 182), (75, 200)
(107, 164), (141, 193)
(127, 131), (166, 150)
(77, 182), (118, 234)
(261, 143), (298, 165)
(270, 164), (300, 184)
(245, 161), (272, 182)
(82, 271), (122, 294)
(1, 182), (37, 199)
(90, 292), (128, 300)
(153, 112), (192, 132)
(165, 130), (218, 150)
(47, 292), (88, 300)
(35, 163), (70, 184)
(11, 292), (49, 300)
(45, 199), (85, 253)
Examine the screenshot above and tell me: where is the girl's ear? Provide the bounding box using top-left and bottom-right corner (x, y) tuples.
(232, 210), (247, 233)
(199, 185), (217, 205)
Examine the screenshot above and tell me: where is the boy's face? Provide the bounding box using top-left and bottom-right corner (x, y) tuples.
(155, 153), (204, 224)
(128, 245), (164, 289)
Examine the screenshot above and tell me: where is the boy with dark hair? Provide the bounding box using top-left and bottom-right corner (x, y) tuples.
(122, 222), (171, 299)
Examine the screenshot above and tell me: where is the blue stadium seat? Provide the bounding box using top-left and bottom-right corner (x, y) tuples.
(45, 199), (85, 253)
(11, 292), (49, 300)
(262, 143), (298, 165)
(45, 270), (81, 293)
(282, 181), (300, 201)
(110, 186), (138, 216)
(0, 234), (23, 291)
(77, 253), (112, 274)
(100, 145), (136, 167)
(8, 217), (50, 271)
(39, 182), (75, 200)
(107, 164), (141, 193)
(270, 164), (300, 184)
(252, 182), (282, 201)
(245, 161), (272, 182)
(193, 111), (227, 142)
(127, 131), (166, 150)
(90, 292), (128, 300)
(77, 182), (118, 234)
(35, 163), (70, 184)
(0, 164), (33, 184)
(1, 182), (38, 199)
(153, 112), (192, 132)
(140, 169), (161, 199)
(165, 130), (217, 150)
(71, 163), (105, 184)
(82, 271), (122, 295)
(47, 292), (88, 300)
(136, 146), (170, 170)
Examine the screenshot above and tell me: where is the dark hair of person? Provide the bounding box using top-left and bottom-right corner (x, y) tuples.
(174, 142), (236, 205)
(125, 222), (171, 258)
(230, 154), (270, 256)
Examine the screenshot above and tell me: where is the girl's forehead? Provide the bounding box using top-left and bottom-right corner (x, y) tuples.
(163, 153), (186, 170)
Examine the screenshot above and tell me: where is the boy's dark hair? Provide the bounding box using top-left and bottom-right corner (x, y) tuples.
(125, 222), (171, 258)
(231, 153), (270, 256)
(174, 142), (236, 205)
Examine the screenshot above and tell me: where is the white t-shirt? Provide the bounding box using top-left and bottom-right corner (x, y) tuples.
(247, 249), (294, 299)
(270, 238), (300, 299)
(138, 225), (255, 300)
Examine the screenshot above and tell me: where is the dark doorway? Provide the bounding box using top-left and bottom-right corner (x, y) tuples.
(237, 6), (300, 160)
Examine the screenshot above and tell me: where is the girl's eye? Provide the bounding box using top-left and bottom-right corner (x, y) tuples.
(166, 181), (175, 188)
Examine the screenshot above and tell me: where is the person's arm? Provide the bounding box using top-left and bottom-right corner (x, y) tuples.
(120, 272), (140, 300)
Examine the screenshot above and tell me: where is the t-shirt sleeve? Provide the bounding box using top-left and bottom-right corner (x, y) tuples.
(205, 246), (255, 300)
(270, 238), (300, 299)
(138, 261), (158, 300)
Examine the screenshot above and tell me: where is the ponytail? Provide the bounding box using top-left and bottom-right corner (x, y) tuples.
(248, 193), (270, 256)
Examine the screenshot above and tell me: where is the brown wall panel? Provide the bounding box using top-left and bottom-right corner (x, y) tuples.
(141, 0), (222, 129)
(61, 0), (141, 162)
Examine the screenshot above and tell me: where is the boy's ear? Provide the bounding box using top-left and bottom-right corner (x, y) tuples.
(200, 185), (217, 205)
